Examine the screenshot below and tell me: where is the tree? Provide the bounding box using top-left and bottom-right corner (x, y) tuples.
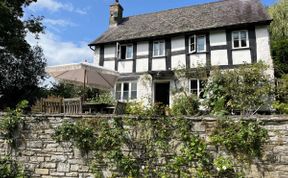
(268, 0), (288, 77)
(0, 0), (46, 108)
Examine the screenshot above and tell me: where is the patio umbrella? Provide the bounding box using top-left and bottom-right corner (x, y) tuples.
(46, 62), (119, 90)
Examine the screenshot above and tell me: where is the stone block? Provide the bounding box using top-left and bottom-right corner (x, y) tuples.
(30, 156), (44, 162)
(70, 164), (80, 172)
(27, 141), (43, 148)
(35, 169), (49, 175)
(57, 162), (70, 172)
(51, 155), (66, 162)
(50, 172), (65, 176)
(41, 162), (56, 169)
(66, 172), (79, 177)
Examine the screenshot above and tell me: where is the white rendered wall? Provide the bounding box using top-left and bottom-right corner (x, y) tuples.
(137, 42), (149, 56)
(152, 58), (166, 71)
(255, 26), (274, 67)
(103, 61), (115, 70)
(171, 54), (186, 69)
(118, 61), (133, 73)
(210, 30), (227, 46)
(104, 45), (116, 58)
(211, 50), (228, 66)
(137, 74), (153, 106)
(94, 47), (100, 66)
(136, 58), (149, 72)
(171, 36), (185, 52)
(232, 50), (251, 65)
(190, 54), (206, 67)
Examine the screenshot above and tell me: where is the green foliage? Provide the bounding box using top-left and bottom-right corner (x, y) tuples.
(125, 101), (145, 116)
(53, 120), (96, 154)
(0, 100), (28, 148)
(268, 0), (288, 41)
(0, 156), (24, 178)
(268, 0), (288, 77)
(53, 116), (266, 177)
(204, 63), (272, 115)
(88, 91), (115, 105)
(125, 102), (166, 117)
(271, 39), (288, 77)
(210, 118), (269, 161)
(273, 101), (288, 114)
(171, 93), (199, 116)
(0, 0), (46, 108)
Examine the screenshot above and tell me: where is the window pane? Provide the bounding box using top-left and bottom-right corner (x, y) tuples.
(234, 39), (239, 48)
(241, 31), (247, 47)
(197, 36), (205, 52)
(159, 42), (165, 56)
(116, 92), (121, 100)
(120, 46), (126, 59)
(233, 32), (239, 40)
(123, 83), (129, 91)
(126, 45), (133, 59)
(131, 82), (137, 91)
(191, 80), (197, 90)
(131, 91), (137, 99)
(153, 42), (159, 56)
(190, 36), (195, 52)
(116, 83), (121, 91)
(123, 91), (129, 100)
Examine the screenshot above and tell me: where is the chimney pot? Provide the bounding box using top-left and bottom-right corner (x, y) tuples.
(109, 1), (123, 27)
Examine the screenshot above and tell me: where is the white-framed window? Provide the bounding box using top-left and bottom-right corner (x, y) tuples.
(189, 35), (206, 53)
(190, 79), (206, 98)
(119, 44), (133, 59)
(153, 40), (165, 57)
(115, 82), (137, 101)
(232, 30), (249, 49)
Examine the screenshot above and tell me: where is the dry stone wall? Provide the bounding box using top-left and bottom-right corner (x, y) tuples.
(0, 114), (288, 178)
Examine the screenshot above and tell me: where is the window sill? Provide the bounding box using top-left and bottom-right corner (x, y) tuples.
(232, 47), (250, 51)
(188, 51), (207, 55)
(117, 58), (134, 61)
(152, 56), (166, 59)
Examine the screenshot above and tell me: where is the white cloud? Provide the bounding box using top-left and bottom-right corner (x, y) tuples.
(26, 31), (93, 66)
(44, 19), (77, 27)
(28, 0), (87, 15)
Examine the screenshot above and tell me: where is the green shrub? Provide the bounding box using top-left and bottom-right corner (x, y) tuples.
(204, 62), (273, 115)
(210, 118), (268, 161)
(171, 93), (199, 116)
(0, 100), (28, 148)
(125, 101), (145, 115)
(273, 101), (288, 114)
(88, 91), (115, 105)
(0, 157), (23, 178)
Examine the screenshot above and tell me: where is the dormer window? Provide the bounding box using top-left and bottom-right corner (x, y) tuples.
(232, 30), (249, 49)
(189, 35), (206, 53)
(120, 44), (133, 59)
(153, 40), (165, 57)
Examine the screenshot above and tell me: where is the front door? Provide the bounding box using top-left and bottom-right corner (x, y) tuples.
(154, 82), (170, 105)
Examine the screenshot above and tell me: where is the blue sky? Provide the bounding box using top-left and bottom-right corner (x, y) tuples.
(25, 0), (275, 66)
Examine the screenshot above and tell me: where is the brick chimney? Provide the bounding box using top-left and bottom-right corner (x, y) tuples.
(109, 0), (123, 27)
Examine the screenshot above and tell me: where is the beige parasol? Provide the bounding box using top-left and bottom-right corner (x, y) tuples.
(46, 62), (119, 90)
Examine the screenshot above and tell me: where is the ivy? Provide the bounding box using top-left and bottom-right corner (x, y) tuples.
(210, 118), (269, 161)
(53, 117), (268, 177)
(0, 156), (24, 178)
(0, 100), (28, 149)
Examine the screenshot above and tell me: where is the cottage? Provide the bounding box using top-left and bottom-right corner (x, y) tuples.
(89, 0), (273, 106)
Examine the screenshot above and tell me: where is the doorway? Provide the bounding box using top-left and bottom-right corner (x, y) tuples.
(154, 82), (170, 106)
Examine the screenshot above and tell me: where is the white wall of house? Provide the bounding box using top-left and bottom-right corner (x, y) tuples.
(210, 30), (227, 46)
(171, 36), (185, 52)
(118, 61), (133, 73)
(211, 49), (228, 66)
(171, 54), (186, 69)
(232, 50), (251, 65)
(136, 58), (149, 72)
(137, 74), (153, 106)
(94, 47), (100, 65)
(104, 45), (116, 58)
(190, 54), (206, 67)
(152, 58), (166, 71)
(103, 61), (115, 70)
(255, 25), (274, 77)
(137, 42), (149, 56)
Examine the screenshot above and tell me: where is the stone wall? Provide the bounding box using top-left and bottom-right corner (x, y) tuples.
(0, 114), (288, 178)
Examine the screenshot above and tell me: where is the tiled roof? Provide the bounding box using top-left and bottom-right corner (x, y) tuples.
(89, 0), (271, 45)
